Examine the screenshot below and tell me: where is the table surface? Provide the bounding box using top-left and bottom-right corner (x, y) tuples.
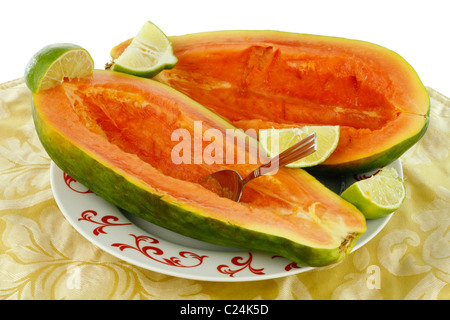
(0, 0), (449, 300)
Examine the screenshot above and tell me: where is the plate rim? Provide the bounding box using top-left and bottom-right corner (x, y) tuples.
(50, 161), (400, 282)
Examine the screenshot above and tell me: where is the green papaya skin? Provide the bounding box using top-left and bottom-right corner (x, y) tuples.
(31, 71), (366, 267)
(33, 98), (354, 267)
(307, 111), (430, 175)
(149, 30), (430, 175)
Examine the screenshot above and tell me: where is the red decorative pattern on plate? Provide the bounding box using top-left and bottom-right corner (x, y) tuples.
(64, 172), (93, 194)
(353, 169), (381, 181)
(217, 252), (265, 277)
(78, 210), (132, 236)
(283, 261), (302, 271)
(272, 256), (302, 271)
(112, 234), (208, 268)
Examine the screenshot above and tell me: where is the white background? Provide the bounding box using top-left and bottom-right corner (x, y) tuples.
(1, 0), (448, 96)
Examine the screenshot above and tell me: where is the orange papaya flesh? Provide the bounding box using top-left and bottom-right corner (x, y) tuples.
(112, 31), (429, 174)
(33, 70), (366, 267)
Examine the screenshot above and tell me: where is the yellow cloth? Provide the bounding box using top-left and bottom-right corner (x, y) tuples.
(0, 78), (448, 300)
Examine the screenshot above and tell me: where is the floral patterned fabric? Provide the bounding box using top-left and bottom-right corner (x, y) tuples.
(0, 78), (448, 300)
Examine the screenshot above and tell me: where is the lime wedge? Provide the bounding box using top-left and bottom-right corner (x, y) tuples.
(24, 43), (94, 93)
(112, 21), (177, 78)
(259, 126), (340, 168)
(340, 167), (406, 219)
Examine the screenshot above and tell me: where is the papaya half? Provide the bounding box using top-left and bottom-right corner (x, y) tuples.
(112, 30), (430, 174)
(32, 70), (366, 267)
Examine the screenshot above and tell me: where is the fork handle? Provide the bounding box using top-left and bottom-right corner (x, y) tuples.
(241, 132), (316, 186)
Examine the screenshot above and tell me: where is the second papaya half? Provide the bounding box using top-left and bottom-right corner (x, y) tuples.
(113, 30), (430, 174)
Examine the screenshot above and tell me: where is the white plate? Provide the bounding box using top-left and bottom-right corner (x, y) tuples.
(50, 160), (402, 282)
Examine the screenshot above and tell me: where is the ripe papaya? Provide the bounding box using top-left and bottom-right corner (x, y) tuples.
(32, 70), (366, 267)
(112, 30), (430, 174)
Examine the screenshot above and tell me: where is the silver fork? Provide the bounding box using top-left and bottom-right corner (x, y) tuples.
(198, 132), (316, 202)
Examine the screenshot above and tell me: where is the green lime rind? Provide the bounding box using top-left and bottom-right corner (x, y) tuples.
(111, 21), (178, 78)
(112, 54), (177, 78)
(259, 126), (340, 168)
(340, 168), (406, 219)
(24, 43), (94, 93)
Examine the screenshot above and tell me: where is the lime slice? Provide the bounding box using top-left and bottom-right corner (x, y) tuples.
(340, 167), (406, 219)
(112, 21), (177, 78)
(259, 126), (340, 168)
(24, 43), (94, 93)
